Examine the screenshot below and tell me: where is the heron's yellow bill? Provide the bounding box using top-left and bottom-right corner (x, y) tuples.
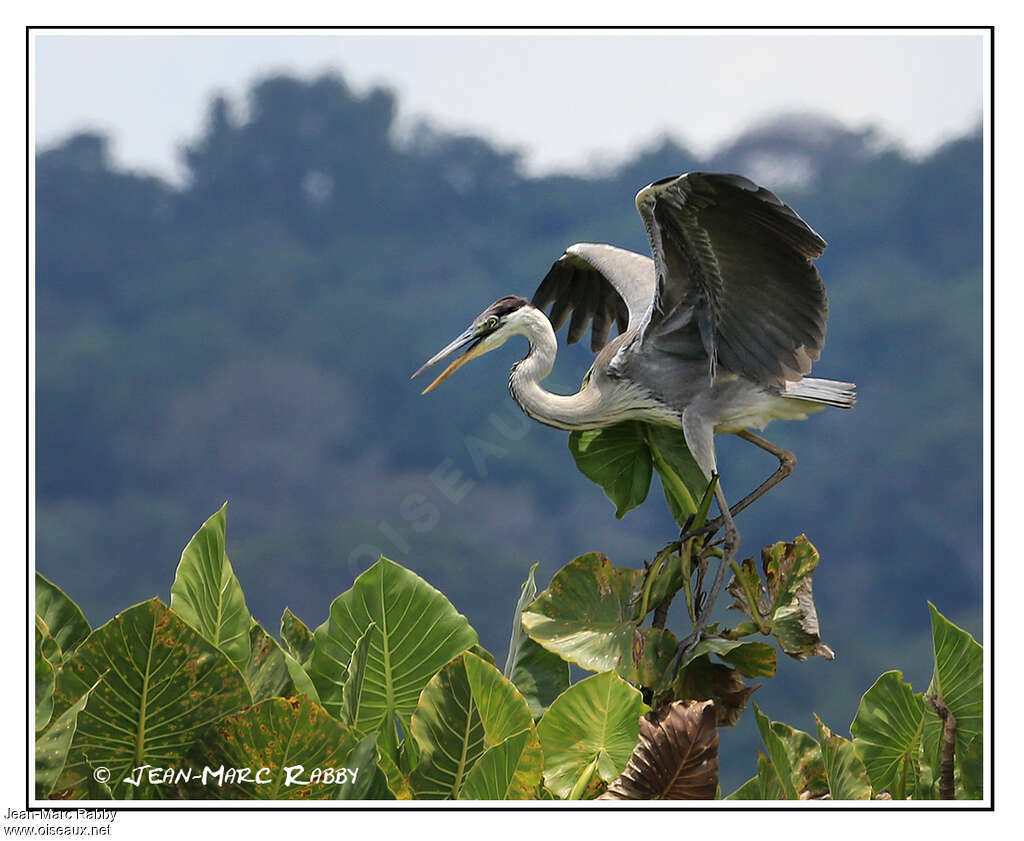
(412, 325), (490, 394)
(420, 341), (489, 394)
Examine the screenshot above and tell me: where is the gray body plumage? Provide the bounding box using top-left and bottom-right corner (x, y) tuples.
(524, 172), (854, 478)
(413, 171), (856, 668)
(416, 171), (855, 483)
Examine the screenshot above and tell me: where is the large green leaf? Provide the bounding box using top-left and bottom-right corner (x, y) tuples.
(568, 422), (652, 517)
(536, 671), (647, 799)
(35, 679), (100, 800)
(35, 572), (90, 661)
(725, 751), (786, 800)
(646, 425), (706, 525)
(685, 637), (777, 679)
(283, 650), (321, 705)
(567, 421), (706, 524)
(36, 616), (61, 665)
(336, 733), (396, 800)
(502, 566), (568, 717)
(464, 651), (536, 744)
(280, 607), (315, 665)
(851, 670), (926, 799)
(521, 552), (643, 675)
(376, 730), (412, 800)
(761, 710), (828, 798)
(193, 696), (358, 799)
(245, 622), (293, 702)
(460, 728), (544, 800)
(308, 556), (477, 733)
(921, 603), (983, 779)
(503, 563), (540, 679)
(340, 623), (375, 728)
(753, 705), (799, 799)
(815, 715), (871, 800)
(958, 735), (983, 800)
(632, 628), (681, 688)
(727, 536), (834, 661)
(35, 623), (55, 733)
(410, 651), (538, 799)
(409, 657), (484, 799)
(510, 638), (570, 720)
(169, 503), (251, 671)
(49, 598), (252, 799)
(673, 654), (757, 728)
(470, 644), (496, 665)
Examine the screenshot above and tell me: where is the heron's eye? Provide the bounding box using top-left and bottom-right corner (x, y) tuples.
(484, 316), (499, 330)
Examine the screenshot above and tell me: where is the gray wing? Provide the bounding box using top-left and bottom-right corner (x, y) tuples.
(634, 172), (828, 386)
(531, 243), (655, 352)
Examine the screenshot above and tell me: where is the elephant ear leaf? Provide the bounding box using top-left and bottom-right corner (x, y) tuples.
(280, 607), (315, 665)
(599, 700), (718, 800)
(170, 503), (251, 671)
(35, 573), (90, 661)
(727, 536), (834, 662)
(503, 564), (569, 719)
(568, 422), (652, 518)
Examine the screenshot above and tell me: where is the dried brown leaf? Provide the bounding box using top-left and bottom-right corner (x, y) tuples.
(673, 654), (758, 727)
(598, 700), (718, 800)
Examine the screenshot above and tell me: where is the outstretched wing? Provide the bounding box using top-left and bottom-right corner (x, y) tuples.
(634, 172), (828, 386)
(531, 243), (655, 352)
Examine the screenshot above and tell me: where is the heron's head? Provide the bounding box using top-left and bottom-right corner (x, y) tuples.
(412, 295), (532, 394)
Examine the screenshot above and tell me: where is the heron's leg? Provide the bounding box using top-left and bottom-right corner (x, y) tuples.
(662, 482), (740, 687)
(689, 430), (795, 538)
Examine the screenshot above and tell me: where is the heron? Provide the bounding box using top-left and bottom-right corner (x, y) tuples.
(412, 171), (855, 667)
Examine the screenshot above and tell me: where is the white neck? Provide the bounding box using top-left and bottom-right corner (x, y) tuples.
(505, 307), (603, 430)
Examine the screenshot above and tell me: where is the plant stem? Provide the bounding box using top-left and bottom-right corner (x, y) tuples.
(568, 755), (601, 800)
(681, 541), (695, 625)
(925, 694), (957, 800)
(638, 545), (674, 620)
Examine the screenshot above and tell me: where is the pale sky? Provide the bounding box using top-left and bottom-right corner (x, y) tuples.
(32, 30), (985, 182)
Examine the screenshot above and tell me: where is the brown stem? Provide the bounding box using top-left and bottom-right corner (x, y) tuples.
(925, 694), (957, 800)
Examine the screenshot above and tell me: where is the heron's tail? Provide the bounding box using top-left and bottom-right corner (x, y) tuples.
(783, 378), (856, 409)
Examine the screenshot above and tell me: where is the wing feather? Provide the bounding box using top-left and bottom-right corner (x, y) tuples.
(530, 243), (655, 353)
(634, 172), (829, 387)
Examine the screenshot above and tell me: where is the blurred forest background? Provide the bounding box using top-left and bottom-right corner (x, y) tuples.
(34, 72), (983, 790)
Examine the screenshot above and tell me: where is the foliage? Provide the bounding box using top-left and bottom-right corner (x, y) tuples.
(568, 421), (705, 525)
(34, 505), (983, 802)
(726, 536), (835, 661)
(502, 564), (570, 719)
(727, 603), (983, 801)
(535, 671), (646, 798)
(170, 502), (251, 671)
(307, 555), (477, 732)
